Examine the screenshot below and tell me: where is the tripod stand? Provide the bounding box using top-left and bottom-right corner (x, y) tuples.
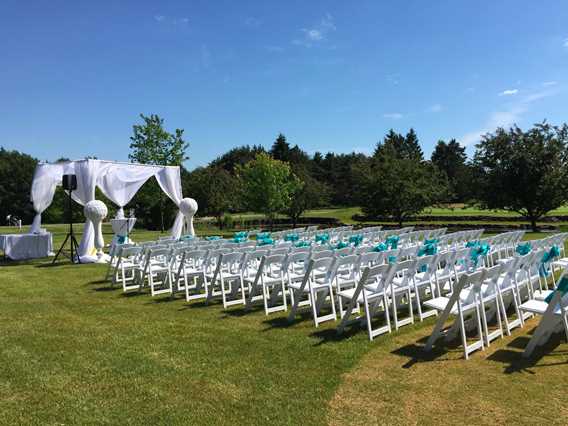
(52, 189), (81, 264)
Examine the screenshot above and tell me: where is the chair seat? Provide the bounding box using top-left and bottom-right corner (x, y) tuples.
(424, 296), (478, 315)
(338, 287), (382, 303)
(520, 299), (559, 315)
(289, 280), (330, 292)
(532, 289), (553, 302)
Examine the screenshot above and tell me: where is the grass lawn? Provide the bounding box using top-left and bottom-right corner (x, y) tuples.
(1, 227), (568, 424)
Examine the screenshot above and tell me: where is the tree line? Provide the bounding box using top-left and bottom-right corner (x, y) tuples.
(1, 114), (567, 232)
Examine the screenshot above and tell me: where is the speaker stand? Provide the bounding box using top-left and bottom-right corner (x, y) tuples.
(52, 190), (82, 265)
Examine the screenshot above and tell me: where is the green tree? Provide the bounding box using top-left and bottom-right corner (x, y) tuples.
(0, 148), (38, 224)
(473, 122), (568, 231)
(285, 171), (329, 227)
(376, 129), (423, 161)
(431, 139), (473, 202)
(237, 153), (301, 228)
(128, 113), (189, 231)
(210, 145), (266, 173)
(358, 134), (447, 226)
(183, 166), (238, 228)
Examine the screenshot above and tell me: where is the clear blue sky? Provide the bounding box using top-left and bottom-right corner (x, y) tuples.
(1, 0), (567, 169)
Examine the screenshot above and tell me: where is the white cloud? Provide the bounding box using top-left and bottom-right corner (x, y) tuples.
(244, 17), (261, 27)
(383, 113), (403, 120)
(427, 104), (443, 113)
(564, 38), (568, 48)
(542, 81), (558, 87)
(293, 13), (336, 47)
(386, 74), (399, 86)
(461, 89), (558, 145)
(499, 89), (519, 96)
(154, 15), (189, 25)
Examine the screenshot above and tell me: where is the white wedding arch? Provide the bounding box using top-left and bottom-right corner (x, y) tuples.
(30, 158), (197, 262)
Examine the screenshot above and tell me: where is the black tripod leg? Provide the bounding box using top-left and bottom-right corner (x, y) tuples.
(52, 233), (71, 264)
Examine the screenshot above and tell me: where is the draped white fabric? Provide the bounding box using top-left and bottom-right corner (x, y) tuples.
(29, 159), (185, 258)
(97, 164), (157, 218)
(155, 167), (185, 239)
(30, 163), (64, 233)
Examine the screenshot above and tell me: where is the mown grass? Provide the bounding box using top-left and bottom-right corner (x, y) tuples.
(1, 222), (568, 424)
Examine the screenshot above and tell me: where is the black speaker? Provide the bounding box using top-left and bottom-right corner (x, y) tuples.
(62, 174), (77, 191)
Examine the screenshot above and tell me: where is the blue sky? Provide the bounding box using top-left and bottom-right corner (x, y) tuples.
(1, 0), (567, 169)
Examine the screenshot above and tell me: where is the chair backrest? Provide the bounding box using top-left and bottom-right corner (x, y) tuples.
(334, 247), (354, 257)
(312, 250), (334, 260)
(119, 246), (143, 260)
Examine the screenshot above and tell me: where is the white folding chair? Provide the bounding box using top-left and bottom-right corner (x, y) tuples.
(424, 269), (487, 360)
(245, 253), (288, 314)
(287, 257), (337, 327)
(337, 262), (394, 340)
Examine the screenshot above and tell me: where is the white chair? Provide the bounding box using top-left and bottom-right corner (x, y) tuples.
(388, 259), (418, 330)
(207, 252), (247, 308)
(245, 253), (288, 314)
(173, 249), (208, 301)
(412, 254), (440, 321)
(521, 274), (568, 358)
(424, 269), (487, 359)
(137, 248), (174, 296)
(112, 246), (143, 292)
(287, 257), (337, 327)
(337, 262), (394, 340)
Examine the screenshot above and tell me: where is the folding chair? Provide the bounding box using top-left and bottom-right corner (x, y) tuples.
(337, 262), (394, 340)
(424, 269), (487, 360)
(287, 257), (337, 327)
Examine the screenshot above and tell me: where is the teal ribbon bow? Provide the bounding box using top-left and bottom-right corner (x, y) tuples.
(469, 243), (490, 268)
(545, 276), (568, 304)
(179, 234), (194, 241)
(349, 234), (364, 247)
(540, 246), (560, 277)
(295, 240), (311, 248)
(386, 235), (399, 249)
(333, 241), (349, 250)
(233, 236), (248, 243)
(206, 236), (221, 241)
(315, 233), (330, 244)
(257, 238), (274, 246)
(256, 232), (271, 241)
(284, 233), (300, 242)
(465, 240), (480, 248)
(418, 243), (438, 257)
(117, 235), (126, 244)
(515, 242), (532, 256)
(373, 243), (388, 252)
(418, 242), (438, 272)
(234, 231), (248, 239)
(424, 238), (439, 245)
(388, 255), (397, 264)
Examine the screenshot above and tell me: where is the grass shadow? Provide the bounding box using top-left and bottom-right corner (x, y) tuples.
(488, 331), (568, 374)
(222, 305), (265, 318)
(309, 324), (364, 345)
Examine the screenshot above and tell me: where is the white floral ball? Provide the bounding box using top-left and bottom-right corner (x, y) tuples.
(84, 200), (108, 222)
(179, 198), (198, 216)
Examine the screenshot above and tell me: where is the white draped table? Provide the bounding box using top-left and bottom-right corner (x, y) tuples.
(0, 233), (53, 260)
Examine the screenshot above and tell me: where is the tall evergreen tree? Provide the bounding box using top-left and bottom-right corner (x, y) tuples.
(431, 139), (472, 202)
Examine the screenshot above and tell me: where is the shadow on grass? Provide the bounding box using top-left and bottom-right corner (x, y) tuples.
(488, 331), (568, 374)
(309, 325), (364, 346)
(222, 305), (265, 318)
(390, 333), (465, 368)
